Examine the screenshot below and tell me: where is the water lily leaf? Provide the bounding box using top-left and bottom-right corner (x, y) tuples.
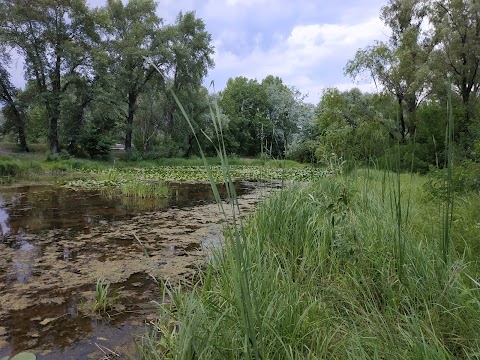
(10, 353), (36, 360)
(1, 356), (10, 360)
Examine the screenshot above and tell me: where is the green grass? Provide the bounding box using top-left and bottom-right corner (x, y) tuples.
(0, 144), (310, 183)
(132, 70), (478, 359)
(120, 180), (169, 199)
(141, 168), (480, 359)
(93, 278), (117, 315)
(80, 165), (327, 183)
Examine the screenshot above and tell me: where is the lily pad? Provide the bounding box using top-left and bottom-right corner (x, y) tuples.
(8, 353), (36, 360)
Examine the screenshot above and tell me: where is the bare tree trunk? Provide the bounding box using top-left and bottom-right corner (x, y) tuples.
(15, 108), (29, 152)
(48, 51), (61, 154)
(125, 92), (137, 151)
(398, 97), (406, 142)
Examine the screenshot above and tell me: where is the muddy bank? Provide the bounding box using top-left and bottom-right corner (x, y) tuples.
(0, 181), (277, 359)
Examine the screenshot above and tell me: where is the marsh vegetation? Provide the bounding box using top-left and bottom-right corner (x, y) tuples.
(1, 0), (480, 358)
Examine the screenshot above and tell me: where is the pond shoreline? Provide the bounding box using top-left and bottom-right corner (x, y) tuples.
(0, 181), (277, 359)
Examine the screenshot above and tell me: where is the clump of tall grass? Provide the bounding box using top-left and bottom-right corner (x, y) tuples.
(137, 63), (480, 359)
(0, 159), (22, 176)
(142, 170), (479, 359)
(0, 159), (43, 183)
(120, 180), (168, 199)
(93, 278), (117, 315)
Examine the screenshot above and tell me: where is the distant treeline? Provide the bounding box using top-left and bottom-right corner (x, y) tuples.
(0, 0), (479, 178)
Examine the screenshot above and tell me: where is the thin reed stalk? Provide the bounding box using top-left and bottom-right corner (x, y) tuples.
(442, 81), (455, 263)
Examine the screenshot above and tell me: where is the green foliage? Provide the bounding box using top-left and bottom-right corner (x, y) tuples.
(93, 278), (117, 315)
(25, 103), (48, 144)
(73, 165), (329, 183)
(345, 0), (433, 142)
(379, 143), (430, 173)
(46, 149), (71, 162)
(0, 160), (21, 176)
(287, 138), (319, 163)
(217, 76), (267, 156)
(0, 0), (100, 153)
(0, 57), (28, 152)
(430, 0), (480, 128)
(148, 170), (480, 358)
(78, 128), (113, 160)
(426, 160), (480, 196)
(314, 88), (390, 165)
(119, 180), (168, 199)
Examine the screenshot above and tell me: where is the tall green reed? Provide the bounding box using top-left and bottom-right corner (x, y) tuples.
(148, 57), (263, 359)
(442, 81), (454, 263)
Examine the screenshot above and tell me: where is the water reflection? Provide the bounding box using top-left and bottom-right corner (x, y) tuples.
(8, 237), (41, 283)
(0, 180), (258, 359)
(0, 199), (10, 236)
(0, 181), (251, 236)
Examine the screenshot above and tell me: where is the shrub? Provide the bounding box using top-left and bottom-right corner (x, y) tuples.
(0, 160), (21, 176)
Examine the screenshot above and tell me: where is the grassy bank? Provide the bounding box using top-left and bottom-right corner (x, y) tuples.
(0, 143), (309, 182)
(0, 148), (324, 184)
(139, 168), (480, 359)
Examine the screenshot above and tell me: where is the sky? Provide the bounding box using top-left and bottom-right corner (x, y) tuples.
(9, 0), (391, 104)
(129, 0), (391, 103)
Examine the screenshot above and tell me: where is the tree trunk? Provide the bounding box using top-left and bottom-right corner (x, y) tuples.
(49, 110), (59, 154)
(15, 109), (29, 152)
(185, 135), (194, 157)
(460, 78), (472, 132)
(125, 92), (137, 151)
(398, 97), (406, 142)
(0, 93), (29, 153)
(49, 50), (61, 154)
(406, 96), (417, 136)
(166, 105), (174, 135)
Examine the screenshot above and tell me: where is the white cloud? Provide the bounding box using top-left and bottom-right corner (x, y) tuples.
(206, 15), (388, 104)
(9, 0), (389, 104)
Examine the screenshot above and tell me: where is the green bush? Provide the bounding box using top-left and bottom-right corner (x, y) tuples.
(379, 143), (431, 174)
(426, 160), (480, 197)
(46, 149), (71, 161)
(0, 160), (21, 176)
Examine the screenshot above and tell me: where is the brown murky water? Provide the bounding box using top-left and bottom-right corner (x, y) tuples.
(0, 181), (273, 359)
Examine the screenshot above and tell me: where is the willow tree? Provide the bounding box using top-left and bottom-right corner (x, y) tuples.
(101, 0), (169, 151)
(430, 0), (480, 129)
(0, 0), (99, 153)
(163, 11), (215, 144)
(345, 0), (434, 141)
(0, 52), (28, 152)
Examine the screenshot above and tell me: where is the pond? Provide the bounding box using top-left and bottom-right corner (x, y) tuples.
(0, 180), (270, 359)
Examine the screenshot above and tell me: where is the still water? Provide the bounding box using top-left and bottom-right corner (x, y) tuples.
(0, 181), (259, 359)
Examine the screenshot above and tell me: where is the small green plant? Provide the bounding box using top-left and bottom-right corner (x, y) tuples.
(93, 278), (117, 315)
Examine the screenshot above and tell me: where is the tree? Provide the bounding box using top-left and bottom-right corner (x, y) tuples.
(0, 0), (99, 153)
(430, 0), (480, 128)
(133, 83), (167, 153)
(163, 11), (215, 150)
(101, 0), (169, 151)
(77, 72), (124, 158)
(263, 76), (304, 157)
(0, 51), (28, 151)
(345, 0), (433, 141)
(314, 88), (392, 163)
(220, 77), (270, 156)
